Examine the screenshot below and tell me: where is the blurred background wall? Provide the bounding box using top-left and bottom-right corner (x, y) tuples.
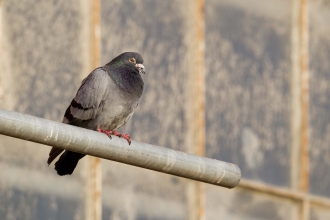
(0, 0), (330, 219)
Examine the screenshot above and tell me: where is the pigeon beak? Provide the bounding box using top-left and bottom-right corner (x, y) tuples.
(136, 63), (145, 74)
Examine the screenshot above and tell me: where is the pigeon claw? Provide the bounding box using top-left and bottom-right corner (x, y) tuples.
(120, 134), (131, 145)
(98, 129), (112, 139)
(112, 131), (131, 145)
(111, 131), (122, 137)
(98, 129), (131, 145)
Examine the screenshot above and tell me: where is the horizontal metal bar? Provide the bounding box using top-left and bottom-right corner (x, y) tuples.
(239, 179), (305, 200)
(239, 179), (330, 208)
(0, 108), (241, 188)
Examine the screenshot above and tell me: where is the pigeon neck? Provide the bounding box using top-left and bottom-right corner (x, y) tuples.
(103, 64), (144, 98)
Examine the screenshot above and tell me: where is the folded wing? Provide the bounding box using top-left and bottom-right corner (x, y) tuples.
(47, 67), (110, 165)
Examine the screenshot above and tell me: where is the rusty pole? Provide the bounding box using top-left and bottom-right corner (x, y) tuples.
(195, 1), (206, 219)
(186, 0), (206, 219)
(85, 0), (102, 220)
(291, 0), (309, 219)
(299, 0), (309, 194)
(299, 0), (310, 219)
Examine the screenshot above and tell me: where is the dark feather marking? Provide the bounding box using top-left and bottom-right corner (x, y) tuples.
(71, 99), (93, 111)
(64, 106), (73, 121)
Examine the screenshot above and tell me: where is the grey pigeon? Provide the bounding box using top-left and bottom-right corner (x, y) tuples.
(47, 52), (145, 176)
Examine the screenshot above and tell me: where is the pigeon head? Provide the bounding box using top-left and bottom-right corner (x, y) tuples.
(108, 52), (145, 76)
(105, 52), (145, 97)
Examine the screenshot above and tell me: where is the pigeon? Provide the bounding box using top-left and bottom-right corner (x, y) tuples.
(47, 52), (145, 176)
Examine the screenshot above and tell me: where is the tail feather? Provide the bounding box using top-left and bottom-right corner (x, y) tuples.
(54, 151), (85, 176)
(47, 147), (64, 165)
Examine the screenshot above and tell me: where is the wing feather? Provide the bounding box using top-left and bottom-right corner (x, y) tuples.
(48, 67), (110, 164)
(67, 67), (109, 123)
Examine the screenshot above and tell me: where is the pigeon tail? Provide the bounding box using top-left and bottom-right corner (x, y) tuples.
(54, 151), (85, 176)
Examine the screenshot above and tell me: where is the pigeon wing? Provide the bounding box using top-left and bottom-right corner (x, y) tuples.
(47, 67), (110, 165)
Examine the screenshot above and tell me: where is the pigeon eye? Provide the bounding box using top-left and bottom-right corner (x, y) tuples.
(129, 58), (136, 63)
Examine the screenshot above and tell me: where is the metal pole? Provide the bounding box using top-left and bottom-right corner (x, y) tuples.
(291, 0), (309, 219)
(83, 0), (102, 220)
(240, 179), (330, 210)
(290, 0), (300, 191)
(0, 108), (241, 188)
(299, 1), (310, 219)
(186, 0), (206, 220)
(298, 0), (309, 194)
(291, 0), (309, 193)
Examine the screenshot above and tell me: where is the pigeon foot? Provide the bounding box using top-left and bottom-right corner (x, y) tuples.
(119, 133), (131, 145)
(98, 129), (131, 145)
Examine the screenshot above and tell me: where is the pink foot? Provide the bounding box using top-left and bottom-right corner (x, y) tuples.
(97, 129), (131, 145)
(98, 129), (113, 138)
(119, 133), (131, 145)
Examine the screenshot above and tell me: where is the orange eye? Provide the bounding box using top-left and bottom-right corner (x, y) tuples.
(129, 58), (136, 63)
